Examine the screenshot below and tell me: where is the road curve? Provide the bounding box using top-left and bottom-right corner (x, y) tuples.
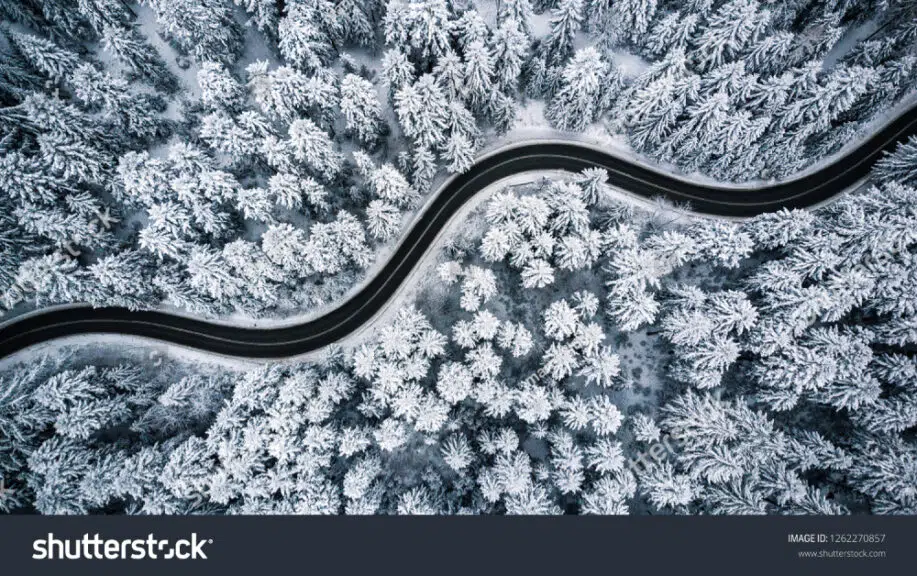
(2, 105), (917, 361)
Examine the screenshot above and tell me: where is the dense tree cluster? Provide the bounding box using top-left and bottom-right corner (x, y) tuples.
(611, 0), (917, 180)
(0, 18), (170, 313)
(4, 140), (917, 514)
(0, 357), (231, 513)
(381, 0), (527, 185)
(0, 0), (413, 319)
(3, 0), (917, 321)
(0, 290), (631, 515)
(514, 0), (917, 181)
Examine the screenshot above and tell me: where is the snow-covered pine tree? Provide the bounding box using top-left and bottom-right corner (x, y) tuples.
(547, 47), (619, 131)
(100, 24), (174, 87)
(4, 28), (80, 82)
(278, 2), (336, 73)
(545, 0), (583, 65)
(145, 0), (243, 64)
(340, 73), (383, 145)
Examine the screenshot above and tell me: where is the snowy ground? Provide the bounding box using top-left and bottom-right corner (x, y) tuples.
(134, 3), (200, 97)
(822, 19), (880, 71)
(0, 332), (256, 379)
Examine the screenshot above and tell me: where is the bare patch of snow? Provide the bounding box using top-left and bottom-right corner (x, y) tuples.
(134, 3), (201, 98)
(0, 334), (260, 375)
(822, 19), (879, 71)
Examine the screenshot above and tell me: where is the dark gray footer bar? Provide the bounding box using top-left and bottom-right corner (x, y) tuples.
(0, 516), (913, 575)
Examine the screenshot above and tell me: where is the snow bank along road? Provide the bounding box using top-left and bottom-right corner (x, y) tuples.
(3, 106), (917, 361)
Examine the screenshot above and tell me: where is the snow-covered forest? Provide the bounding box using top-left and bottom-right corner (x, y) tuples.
(1, 0), (917, 515)
(2, 0), (916, 321)
(4, 148), (917, 514)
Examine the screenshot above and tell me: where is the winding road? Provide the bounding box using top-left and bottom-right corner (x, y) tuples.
(2, 105), (917, 361)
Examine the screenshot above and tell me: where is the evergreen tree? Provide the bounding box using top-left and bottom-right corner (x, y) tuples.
(875, 136), (917, 186)
(691, 0), (771, 72)
(5, 28), (80, 82)
(288, 117), (342, 180)
(643, 11), (699, 58)
(145, 0), (243, 64)
(100, 24), (173, 87)
(383, 0), (452, 62)
(499, 0), (533, 33)
(606, 0), (658, 47)
(340, 73), (383, 145)
(278, 2), (336, 73)
(197, 61), (246, 111)
(395, 74), (448, 150)
(546, 0), (583, 64)
(76, 0), (130, 34)
(547, 47), (619, 131)
(462, 39), (496, 110)
(491, 18), (529, 92)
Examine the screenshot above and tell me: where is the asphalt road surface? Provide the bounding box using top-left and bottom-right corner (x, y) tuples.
(3, 106), (917, 360)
